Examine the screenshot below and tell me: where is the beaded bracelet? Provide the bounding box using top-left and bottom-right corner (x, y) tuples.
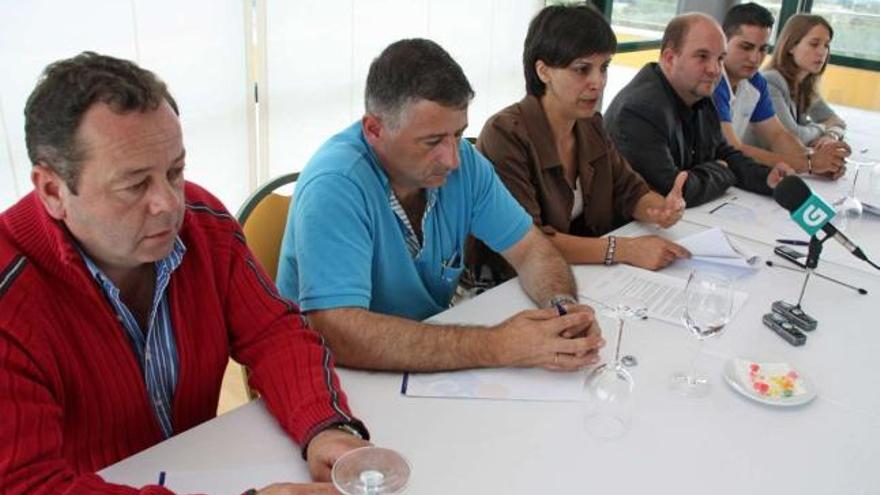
(604, 235), (617, 266)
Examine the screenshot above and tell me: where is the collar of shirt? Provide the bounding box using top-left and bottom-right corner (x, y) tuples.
(720, 70), (735, 102)
(79, 237), (187, 302)
(388, 188), (438, 258)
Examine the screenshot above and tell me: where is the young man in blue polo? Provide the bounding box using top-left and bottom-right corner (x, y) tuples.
(714, 2), (846, 178)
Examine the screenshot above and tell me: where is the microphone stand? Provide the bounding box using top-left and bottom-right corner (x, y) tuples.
(795, 235), (823, 307)
(772, 235), (825, 331)
(765, 261), (868, 295)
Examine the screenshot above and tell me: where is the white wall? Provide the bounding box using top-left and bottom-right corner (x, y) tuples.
(133, 0), (250, 212)
(264, 0), (542, 178)
(0, 0), (136, 210)
(0, 94), (17, 209)
(0, 0), (249, 212)
(0, 0), (544, 212)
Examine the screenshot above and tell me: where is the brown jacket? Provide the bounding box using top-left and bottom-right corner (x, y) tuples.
(466, 95), (651, 285)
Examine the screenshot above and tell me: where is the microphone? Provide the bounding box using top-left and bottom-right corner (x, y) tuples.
(773, 176), (870, 263)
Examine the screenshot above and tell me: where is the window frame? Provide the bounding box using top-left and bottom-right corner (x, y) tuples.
(585, 0), (879, 68)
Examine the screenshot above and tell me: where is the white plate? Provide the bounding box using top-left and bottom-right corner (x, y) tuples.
(723, 358), (817, 407)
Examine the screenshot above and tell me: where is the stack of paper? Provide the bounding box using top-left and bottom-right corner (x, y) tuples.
(676, 227), (760, 270)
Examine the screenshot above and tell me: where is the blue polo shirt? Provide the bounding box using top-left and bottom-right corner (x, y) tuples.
(276, 121), (532, 321)
(713, 71), (775, 138)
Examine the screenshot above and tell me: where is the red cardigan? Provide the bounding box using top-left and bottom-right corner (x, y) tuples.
(0, 183), (364, 494)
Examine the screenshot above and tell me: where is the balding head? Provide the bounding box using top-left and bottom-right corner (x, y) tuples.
(659, 13), (727, 106)
(661, 13), (725, 54)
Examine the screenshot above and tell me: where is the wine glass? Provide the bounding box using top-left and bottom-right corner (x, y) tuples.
(331, 446), (411, 495)
(835, 151), (879, 233)
(583, 297), (646, 439)
(669, 270), (733, 398)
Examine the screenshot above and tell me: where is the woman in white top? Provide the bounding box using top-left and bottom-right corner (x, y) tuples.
(761, 14), (848, 154)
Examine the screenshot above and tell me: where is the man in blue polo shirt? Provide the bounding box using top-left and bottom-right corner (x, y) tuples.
(277, 39), (603, 373)
(715, 2), (846, 178)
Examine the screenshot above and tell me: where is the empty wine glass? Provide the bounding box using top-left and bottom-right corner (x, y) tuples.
(834, 164), (865, 233)
(583, 297), (646, 438)
(835, 151), (879, 233)
(669, 270), (733, 398)
(332, 446), (411, 495)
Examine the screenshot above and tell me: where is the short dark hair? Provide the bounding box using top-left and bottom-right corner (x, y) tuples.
(24, 51), (178, 194)
(722, 2), (775, 39)
(523, 4), (616, 97)
(365, 38), (474, 128)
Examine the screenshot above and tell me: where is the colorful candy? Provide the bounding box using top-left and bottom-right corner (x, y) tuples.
(744, 361), (803, 398)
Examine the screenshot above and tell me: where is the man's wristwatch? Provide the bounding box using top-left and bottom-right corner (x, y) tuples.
(333, 422), (364, 439)
(806, 148), (815, 174)
(547, 295), (578, 312)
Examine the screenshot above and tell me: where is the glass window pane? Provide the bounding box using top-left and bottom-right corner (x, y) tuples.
(611, 0), (679, 42)
(752, 1), (782, 40)
(810, 1), (880, 62)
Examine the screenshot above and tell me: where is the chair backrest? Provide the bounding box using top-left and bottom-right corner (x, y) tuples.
(236, 172), (299, 280)
(235, 172), (299, 401)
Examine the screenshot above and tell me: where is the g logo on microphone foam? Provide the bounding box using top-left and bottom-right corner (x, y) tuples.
(791, 194), (835, 236)
(803, 205), (829, 226)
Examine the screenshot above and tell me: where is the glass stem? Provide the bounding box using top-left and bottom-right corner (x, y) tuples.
(689, 339), (704, 385)
(850, 165), (861, 197)
(613, 318), (624, 366)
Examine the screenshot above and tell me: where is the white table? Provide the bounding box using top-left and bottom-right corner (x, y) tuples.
(101, 218), (880, 495)
(683, 166), (880, 275)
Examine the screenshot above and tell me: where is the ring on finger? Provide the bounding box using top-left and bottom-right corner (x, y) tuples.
(554, 353), (559, 364)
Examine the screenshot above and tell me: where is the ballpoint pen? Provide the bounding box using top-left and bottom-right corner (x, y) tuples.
(776, 239), (810, 246)
(554, 302), (567, 316)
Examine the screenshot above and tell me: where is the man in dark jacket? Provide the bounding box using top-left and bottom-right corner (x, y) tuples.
(604, 13), (791, 207)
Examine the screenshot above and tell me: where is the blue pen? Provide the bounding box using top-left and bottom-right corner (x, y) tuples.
(158, 471), (166, 486)
(447, 250), (460, 267)
(554, 302), (567, 316)
(776, 239), (810, 246)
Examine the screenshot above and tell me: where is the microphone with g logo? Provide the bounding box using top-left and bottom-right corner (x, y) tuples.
(773, 176), (872, 267)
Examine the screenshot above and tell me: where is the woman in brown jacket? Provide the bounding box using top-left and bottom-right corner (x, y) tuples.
(468, 4), (690, 288)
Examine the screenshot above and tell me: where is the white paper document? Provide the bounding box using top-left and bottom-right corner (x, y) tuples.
(676, 227), (760, 269)
(402, 367), (585, 402)
(577, 265), (748, 326)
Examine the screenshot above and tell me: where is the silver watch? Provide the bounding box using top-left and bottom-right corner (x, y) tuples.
(333, 423), (364, 439)
(547, 294), (578, 309)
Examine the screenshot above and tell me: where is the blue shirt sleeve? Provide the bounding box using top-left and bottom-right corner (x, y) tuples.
(750, 73), (775, 122)
(464, 143), (532, 253)
(713, 78), (732, 123)
(280, 173), (374, 312)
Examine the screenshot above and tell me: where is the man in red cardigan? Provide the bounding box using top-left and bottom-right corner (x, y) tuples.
(0, 52), (369, 494)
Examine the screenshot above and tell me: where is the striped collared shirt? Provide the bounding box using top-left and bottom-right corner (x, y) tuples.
(388, 188), (438, 258)
(79, 237), (186, 439)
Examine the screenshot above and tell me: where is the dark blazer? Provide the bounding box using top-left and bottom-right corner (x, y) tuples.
(604, 63), (773, 207)
(466, 95), (650, 285)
